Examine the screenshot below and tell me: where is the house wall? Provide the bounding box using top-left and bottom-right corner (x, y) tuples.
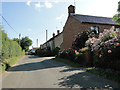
(48, 40), (54, 50)
(63, 16), (114, 49)
(41, 40), (54, 50)
(54, 33), (63, 49)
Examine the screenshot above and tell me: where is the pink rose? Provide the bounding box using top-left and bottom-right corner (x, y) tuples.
(108, 50), (112, 53)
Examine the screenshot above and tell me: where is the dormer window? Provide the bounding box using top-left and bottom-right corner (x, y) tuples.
(90, 26), (99, 34)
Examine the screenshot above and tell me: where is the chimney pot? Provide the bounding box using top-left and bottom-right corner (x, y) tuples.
(53, 33), (55, 37)
(57, 30), (60, 34)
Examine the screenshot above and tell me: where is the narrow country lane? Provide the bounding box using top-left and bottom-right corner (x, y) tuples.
(2, 55), (120, 88)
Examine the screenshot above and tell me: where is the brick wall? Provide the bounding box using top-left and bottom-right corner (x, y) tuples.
(63, 16), (113, 49)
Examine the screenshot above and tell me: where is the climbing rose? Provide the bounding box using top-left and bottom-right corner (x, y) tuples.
(108, 50), (112, 53)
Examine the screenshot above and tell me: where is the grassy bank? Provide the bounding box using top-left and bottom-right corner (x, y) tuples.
(52, 57), (120, 83)
(0, 55), (24, 73)
(52, 57), (83, 67)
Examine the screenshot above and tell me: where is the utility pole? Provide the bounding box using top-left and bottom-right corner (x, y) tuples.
(46, 30), (47, 42)
(46, 30), (48, 49)
(19, 33), (21, 45)
(37, 39), (38, 47)
(74, 0), (76, 10)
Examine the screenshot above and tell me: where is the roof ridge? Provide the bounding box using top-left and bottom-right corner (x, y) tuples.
(75, 14), (112, 19)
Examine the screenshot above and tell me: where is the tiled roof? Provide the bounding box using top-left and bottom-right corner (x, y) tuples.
(43, 31), (63, 45)
(74, 14), (116, 25)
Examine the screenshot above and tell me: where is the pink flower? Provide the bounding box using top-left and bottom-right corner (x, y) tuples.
(108, 50), (112, 53)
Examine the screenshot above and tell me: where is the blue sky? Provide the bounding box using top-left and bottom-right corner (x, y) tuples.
(1, 0), (119, 49)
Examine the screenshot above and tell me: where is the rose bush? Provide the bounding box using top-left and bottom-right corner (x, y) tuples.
(86, 26), (120, 70)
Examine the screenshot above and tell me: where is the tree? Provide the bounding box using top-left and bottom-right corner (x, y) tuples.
(13, 38), (20, 44)
(113, 1), (120, 24)
(20, 37), (32, 51)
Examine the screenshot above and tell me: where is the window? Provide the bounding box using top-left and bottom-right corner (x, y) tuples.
(114, 27), (119, 31)
(90, 26), (99, 34)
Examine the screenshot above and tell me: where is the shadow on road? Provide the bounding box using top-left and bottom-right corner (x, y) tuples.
(7, 59), (65, 72)
(58, 69), (119, 88)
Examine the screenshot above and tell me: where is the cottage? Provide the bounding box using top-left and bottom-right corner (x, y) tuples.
(63, 5), (120, 49)
(42, 30), (63, 51)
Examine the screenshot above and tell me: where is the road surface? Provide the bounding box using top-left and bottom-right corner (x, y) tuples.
(2, 55), (120, 88)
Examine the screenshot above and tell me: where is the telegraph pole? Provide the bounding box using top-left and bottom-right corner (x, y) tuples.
(19, 33), (21, 45)
(37, 39), (38, 47)
(46, 30), (48, 48)
(46, 30), (47, 42)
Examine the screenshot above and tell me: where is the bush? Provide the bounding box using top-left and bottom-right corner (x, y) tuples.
(35, 47), (60, 57)
(72, 31), (89, 49)
(86, 26), (120, 71)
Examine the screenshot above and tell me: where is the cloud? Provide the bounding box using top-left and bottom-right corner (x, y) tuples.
(45, 1), (53, 8)
(56, 14), (67, 20)
(53, 0), (59, 3)
(35, 2), (43, 8)
(26, 1), (31, 6)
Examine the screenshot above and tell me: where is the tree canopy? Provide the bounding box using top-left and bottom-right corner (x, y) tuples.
(13, 38), (20, 44)
(21, 37), (32, 51)
(13, 36), (32, 51)
(113, 1), (120, 24)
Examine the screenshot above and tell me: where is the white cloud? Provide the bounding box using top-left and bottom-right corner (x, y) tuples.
(26, 1), (31, 6)
(53, 0), (59, 3)
(35, 2), (43, 8)
(45, 1), (53, 8)
(56, 14), (67, 20)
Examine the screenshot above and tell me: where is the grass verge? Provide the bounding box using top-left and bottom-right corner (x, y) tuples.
(0, 55), (24, 74)
(52, 57), (120, 83)
(52, 57), (83, 67)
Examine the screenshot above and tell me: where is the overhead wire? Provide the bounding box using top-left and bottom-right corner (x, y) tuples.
(1, 15), (18, 34)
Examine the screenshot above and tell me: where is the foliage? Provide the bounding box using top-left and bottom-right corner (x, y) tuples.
(86, 26), (120, 71)
(13, 38), (20, 44)
(113, 1), (120, 25)
(1, 30), (25, 60)
(113, 13), (120, 25)
(0, 25), (25, 72)
(72, 31), (89, 50)
(35, 47), (60, 57)
(21, 36), (32, 51)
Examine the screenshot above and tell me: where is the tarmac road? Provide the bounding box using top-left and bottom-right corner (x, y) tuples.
(2, 55), (120, 88)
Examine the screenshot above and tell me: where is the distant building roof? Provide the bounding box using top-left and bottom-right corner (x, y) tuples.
(43, 31), (63, 45)
(73, 14), (117, 25)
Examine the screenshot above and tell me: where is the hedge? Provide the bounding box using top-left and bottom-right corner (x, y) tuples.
(0, 28), (25, 64)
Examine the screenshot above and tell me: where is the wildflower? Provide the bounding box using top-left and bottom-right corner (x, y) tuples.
(108, 50), (112, 53)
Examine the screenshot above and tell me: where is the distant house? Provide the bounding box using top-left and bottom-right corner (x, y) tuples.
(41, 30), (63, 51)
(63, 5), (120, 49)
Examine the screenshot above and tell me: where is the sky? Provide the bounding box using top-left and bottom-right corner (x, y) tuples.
(1, 0), (119, 49)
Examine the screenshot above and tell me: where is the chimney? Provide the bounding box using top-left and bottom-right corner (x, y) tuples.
(68, 5), (75, 16)
(57, 30), (60, 35)
(53, 33), (55, 37)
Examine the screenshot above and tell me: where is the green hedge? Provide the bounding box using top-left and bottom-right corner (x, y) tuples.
(1, 29), (25, 62)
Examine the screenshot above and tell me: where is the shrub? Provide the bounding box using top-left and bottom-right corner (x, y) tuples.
(86, 26), (120, 71)
(72, 31), (89, 49)
(35, 47), (60, 57)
